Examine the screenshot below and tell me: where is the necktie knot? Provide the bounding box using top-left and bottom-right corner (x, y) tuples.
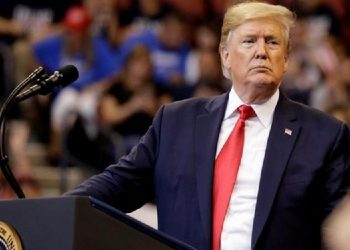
(237, 105), (255, 120)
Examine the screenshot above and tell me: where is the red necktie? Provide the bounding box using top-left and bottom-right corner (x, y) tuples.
(212, 105), (255, 250)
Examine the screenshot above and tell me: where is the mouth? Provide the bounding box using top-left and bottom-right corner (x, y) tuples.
(250, 66), (271, 72)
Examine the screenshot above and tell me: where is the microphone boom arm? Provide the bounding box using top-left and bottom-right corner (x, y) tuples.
(0, 66), (45, 198)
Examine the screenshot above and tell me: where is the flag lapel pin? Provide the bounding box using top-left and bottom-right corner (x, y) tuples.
(284, 128), (292, 136)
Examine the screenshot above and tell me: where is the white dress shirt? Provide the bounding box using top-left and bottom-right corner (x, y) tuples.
(216, 88), (279, 250)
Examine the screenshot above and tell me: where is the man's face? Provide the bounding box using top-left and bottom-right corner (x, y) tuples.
(220, 18), (289, 103)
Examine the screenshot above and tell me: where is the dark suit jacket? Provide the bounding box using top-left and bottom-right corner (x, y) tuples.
(67, 91), (350, 250)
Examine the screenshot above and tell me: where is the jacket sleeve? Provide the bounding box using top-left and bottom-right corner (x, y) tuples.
(64, 106), (165, 213)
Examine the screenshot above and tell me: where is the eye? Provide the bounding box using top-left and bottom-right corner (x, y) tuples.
(242, 39), (254, 44)
(241, 39), (255, 46)
(267, 39), (280, 46)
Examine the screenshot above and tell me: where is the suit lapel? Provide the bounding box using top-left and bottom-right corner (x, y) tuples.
(195, 93), (228, 244)
(252, 94), (300, 248)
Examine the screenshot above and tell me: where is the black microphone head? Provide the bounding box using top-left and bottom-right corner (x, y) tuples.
(56, 64), (79, 87)
(15, 65), (79, 102)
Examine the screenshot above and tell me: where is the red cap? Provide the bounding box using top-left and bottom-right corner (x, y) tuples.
(64, 6), (91, 32)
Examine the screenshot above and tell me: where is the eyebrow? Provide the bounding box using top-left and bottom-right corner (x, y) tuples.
(265, 35), (280, 40)
(241, 34), (280, 40)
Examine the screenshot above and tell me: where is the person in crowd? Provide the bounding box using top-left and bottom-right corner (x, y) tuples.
(0, 0), (78, 198)
(97, 46), (172, 151)
(31, 5), (117, 164)
(326, 103), (350, 126)
(65, 2), (350, 250)
(65, 45), (172, 171)
(0, 0), (80, 91)
(132, 0), (173, 33)
(186, 48), (229, 98)
(185, 23), (221, 86)
(311, 55), (350, 111)
(0, 120), (41, 198)
(116, 11), (191, 98)
(32, 5), (116, 91)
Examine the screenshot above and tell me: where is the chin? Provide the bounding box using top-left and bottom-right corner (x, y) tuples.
(253, 79), (279, 97)
(254, 79), (277, 89)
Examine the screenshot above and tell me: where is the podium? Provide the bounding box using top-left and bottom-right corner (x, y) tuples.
(0, 196), (196, 250)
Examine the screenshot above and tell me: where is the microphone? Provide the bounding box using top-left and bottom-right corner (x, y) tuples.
(15, 65), (79, 102)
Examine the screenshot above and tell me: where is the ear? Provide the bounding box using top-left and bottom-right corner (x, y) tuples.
(220, 45), (231, 68)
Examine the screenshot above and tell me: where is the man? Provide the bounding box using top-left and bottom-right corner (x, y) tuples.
(66, 2), (350, 250)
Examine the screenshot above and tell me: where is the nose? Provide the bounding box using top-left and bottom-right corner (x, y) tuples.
(255, 39), (267, 59)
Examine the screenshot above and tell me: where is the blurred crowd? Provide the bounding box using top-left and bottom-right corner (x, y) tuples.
(0, 0), (350, 198)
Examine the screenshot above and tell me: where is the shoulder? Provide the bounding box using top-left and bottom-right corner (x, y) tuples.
(282, 97), (350, 146)
(163, 95), (222, 114)
(151, 93), (226, 127)
(288, 99), (343, 127)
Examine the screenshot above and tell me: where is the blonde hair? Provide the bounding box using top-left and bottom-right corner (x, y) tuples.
(220, 1), (296, 78)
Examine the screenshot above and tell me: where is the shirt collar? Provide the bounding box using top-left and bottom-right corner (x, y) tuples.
(224, 87), (279, 128)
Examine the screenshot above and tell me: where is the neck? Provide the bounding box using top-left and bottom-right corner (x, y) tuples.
(233, 83), (279, 104)
(236, 91), (270, 104)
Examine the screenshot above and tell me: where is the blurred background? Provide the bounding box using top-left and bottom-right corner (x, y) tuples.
(0, 0), (349, 208)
